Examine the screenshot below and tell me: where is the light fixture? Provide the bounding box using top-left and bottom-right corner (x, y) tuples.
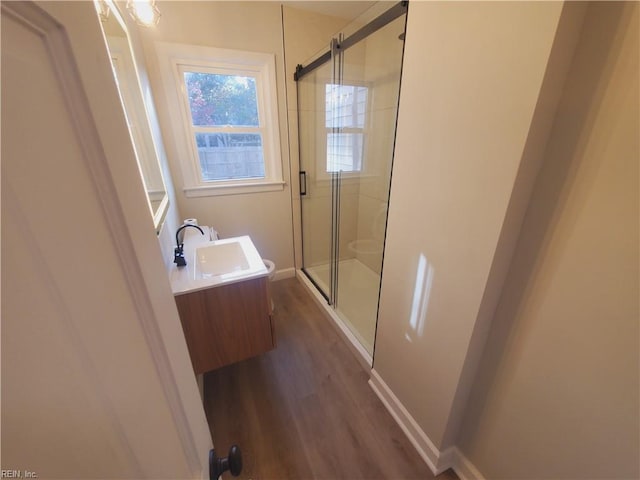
(126, 0), (161, 27)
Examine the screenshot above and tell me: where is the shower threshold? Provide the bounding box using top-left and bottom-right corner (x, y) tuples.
(299, 259), (380, 368)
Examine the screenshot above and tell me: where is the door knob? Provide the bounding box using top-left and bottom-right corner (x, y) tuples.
(209, 445), (242, 479)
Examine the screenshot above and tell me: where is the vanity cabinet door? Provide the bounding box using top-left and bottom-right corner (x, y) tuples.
(175, 277), (274, 373)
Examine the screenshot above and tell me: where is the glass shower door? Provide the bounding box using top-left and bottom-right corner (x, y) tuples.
(333, 14), (406, 354)
(298, 60), (334, 300)
(296, 1), (407, 360)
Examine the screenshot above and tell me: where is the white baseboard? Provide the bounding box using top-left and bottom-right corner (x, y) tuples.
(369, 369), (454, 475)
(451, 447), (485, 480)
(273, 267), (295, 281)
(369, 369), (486, 479)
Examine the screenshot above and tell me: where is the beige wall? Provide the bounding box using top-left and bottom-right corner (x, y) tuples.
(457, 2), (639, 478)
(374, 0), (573, 452)
(140, 2), (294, 271)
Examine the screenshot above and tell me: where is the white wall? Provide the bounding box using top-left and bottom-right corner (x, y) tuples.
(373, 0), (577, 457)
(140, 1), (295, 272)
(457, 2), (639, 478)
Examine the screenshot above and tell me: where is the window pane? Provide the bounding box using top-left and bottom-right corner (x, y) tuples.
(184, 72), (259, 127)
(325, 84), (368, 129)
(195, 133), (265, 181)
(327, 133), (364, 172)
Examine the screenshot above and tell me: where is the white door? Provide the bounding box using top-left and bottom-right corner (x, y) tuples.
(1, 2), (212, 478)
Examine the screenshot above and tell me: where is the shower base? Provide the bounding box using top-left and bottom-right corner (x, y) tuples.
(304, 258), (380, 356)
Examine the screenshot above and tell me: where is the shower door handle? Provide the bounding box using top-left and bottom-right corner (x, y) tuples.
(299, 171), (307, 196)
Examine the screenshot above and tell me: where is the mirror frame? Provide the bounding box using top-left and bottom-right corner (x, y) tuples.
(95, 0), (169, 232)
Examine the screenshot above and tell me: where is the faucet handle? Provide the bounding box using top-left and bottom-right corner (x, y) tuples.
(174, 246), (187, 267)
(174, 224), (203, 267)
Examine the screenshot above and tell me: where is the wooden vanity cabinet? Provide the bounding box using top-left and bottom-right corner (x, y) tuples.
(174, 277), (274, 374)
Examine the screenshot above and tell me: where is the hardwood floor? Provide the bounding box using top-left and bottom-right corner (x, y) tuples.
(204, 277), (458, 479)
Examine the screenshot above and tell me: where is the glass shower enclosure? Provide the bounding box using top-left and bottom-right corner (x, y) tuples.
(296, 2), (407, 359)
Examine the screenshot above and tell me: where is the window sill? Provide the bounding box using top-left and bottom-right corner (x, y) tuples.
(183, 180), (285, 197)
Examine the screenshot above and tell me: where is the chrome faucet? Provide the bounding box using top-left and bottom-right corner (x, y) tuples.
(174, 224), (205, 267)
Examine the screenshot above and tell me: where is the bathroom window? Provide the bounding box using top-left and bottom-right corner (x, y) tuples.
(156, 43), (283, 196)
(325, 83), (368, 173)
(182, 70), (265, 182)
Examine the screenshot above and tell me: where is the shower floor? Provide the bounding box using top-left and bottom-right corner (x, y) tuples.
(305, 259), (380, 355)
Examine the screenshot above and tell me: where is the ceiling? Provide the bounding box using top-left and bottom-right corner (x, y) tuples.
(283, 1), (377, 20)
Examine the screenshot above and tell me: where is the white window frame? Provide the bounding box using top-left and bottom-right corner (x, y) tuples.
(315, 79), (372, 183)
(325, 82), (369, 174)
(156, 42), (283, 197)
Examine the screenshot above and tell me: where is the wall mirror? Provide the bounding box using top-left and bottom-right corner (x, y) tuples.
(95, 0), (169, 231)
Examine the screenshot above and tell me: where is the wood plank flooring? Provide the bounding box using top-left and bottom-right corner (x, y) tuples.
(203, 277), (458, 479)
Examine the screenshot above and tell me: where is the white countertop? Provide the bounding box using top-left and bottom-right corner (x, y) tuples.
(169, 226), (268, 296)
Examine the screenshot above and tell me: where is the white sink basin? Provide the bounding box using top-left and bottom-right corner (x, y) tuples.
(196, 241), (250, 278)
(169, 233), (268, 294)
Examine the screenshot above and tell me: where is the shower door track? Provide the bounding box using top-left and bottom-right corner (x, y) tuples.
(293, 1), (408, 82)
(300, 267), (330, 303)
